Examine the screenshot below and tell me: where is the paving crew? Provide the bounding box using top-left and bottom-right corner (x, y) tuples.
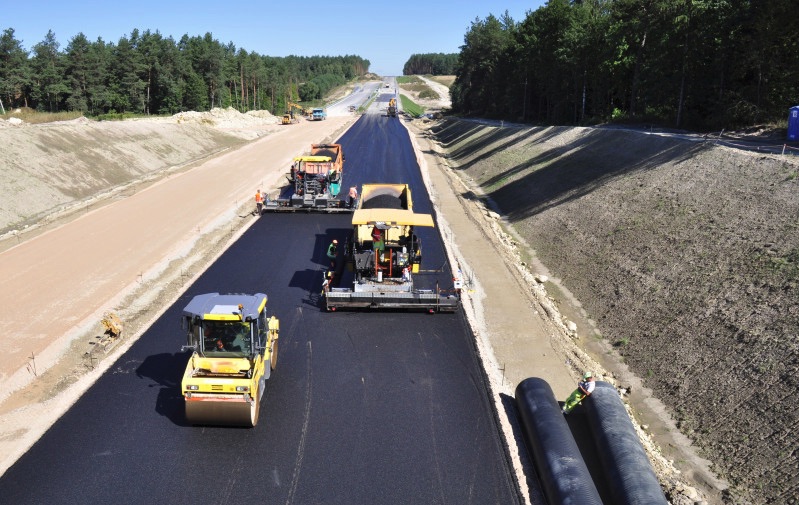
(371, 226), (385, 262)
(348, 186), (358, 208)
(326, 239), (338, 268)
(254, 189), (264, 215)
(453, 270), (463, 297)
(371, 226), (383, 249)
(562, 372), (596, 414)
(321, 269), (334, 295)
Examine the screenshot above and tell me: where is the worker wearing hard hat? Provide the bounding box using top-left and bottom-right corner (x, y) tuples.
(562, 372), (596, 414)
(327, 239), (338, 268)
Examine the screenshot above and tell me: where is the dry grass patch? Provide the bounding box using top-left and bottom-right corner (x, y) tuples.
(428, 75), (456, 88)
(2, 108), (85, 124)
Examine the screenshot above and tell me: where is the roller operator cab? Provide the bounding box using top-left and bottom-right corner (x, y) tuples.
(180, 293), (279, 427)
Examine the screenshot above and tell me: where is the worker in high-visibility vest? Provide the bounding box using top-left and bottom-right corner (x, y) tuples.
(371, 226), (385, 251)
(326, 239), (338, 268)
(254, 189), (264, 215)
(562, 372), (596, 414)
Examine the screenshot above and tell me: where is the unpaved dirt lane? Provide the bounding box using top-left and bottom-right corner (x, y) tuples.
(0, 117), (353, 399)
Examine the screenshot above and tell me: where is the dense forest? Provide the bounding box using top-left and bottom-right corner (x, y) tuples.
(0, 28), (370, 116)
(403, 53), (458, 76)
(452, 0), (799, 130)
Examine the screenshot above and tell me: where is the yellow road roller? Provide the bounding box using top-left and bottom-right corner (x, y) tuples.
(180, 292), (279, 427)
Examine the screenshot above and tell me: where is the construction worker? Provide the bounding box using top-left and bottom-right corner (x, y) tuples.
(453, 270), (463, 297)
(321, 269), (334, 295)
(371, 226), (385, 264)
(562, 372), (596, 414)
(348, 186), (358, 208)
(254, 189), (264, 215)
(371, 226), (384, 249)
(327, 239), (338, 268)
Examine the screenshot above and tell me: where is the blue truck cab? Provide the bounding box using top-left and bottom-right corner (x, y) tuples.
(312, 108), (327, 121)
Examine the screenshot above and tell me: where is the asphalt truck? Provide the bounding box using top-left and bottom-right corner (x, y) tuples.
(180, 292), (279, 427)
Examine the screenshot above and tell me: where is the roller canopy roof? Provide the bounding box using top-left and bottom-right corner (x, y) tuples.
(182, 293), (268, 321)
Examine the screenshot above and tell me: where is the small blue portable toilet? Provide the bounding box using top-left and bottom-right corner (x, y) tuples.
(788, 106), (799, 141)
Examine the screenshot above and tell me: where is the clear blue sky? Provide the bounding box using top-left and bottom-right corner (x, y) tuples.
(4, 0), (547, 76)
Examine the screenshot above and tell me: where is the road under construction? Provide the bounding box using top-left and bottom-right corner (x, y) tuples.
(0, 89), (668, 504)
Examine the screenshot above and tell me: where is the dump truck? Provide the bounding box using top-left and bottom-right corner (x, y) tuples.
(311, 108), (327, 120)
(323, 183), (459, 312)
(180, 292), (279, 427)
(387, 98), (397, 118)
(263, 143), (351, 212)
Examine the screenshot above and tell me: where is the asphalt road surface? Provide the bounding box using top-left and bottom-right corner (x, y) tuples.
(0, 113), (521, 504)
(327, 82), (380, 116)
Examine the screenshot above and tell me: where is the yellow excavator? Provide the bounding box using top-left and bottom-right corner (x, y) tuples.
(281, 101), (307, 124)
(180, 292), (279, 427)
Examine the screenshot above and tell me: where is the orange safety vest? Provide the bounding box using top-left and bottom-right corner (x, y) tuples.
(255, 191), (263, 203)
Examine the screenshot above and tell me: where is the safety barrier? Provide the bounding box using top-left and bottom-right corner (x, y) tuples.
(514, 377), (603, 505)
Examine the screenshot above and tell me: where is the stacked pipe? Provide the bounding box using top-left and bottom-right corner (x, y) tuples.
(515, 377), (603, 505)
(584, 381), (668, 505)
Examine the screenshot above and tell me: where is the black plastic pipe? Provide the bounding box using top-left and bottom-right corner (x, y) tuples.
(584, 381), (668, 505)
(515, 377), (603, 505)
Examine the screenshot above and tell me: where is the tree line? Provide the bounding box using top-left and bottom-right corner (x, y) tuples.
(403, 53), (458, 76)
(0, 28), (370, 116)
(451, 0), (799, 130)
